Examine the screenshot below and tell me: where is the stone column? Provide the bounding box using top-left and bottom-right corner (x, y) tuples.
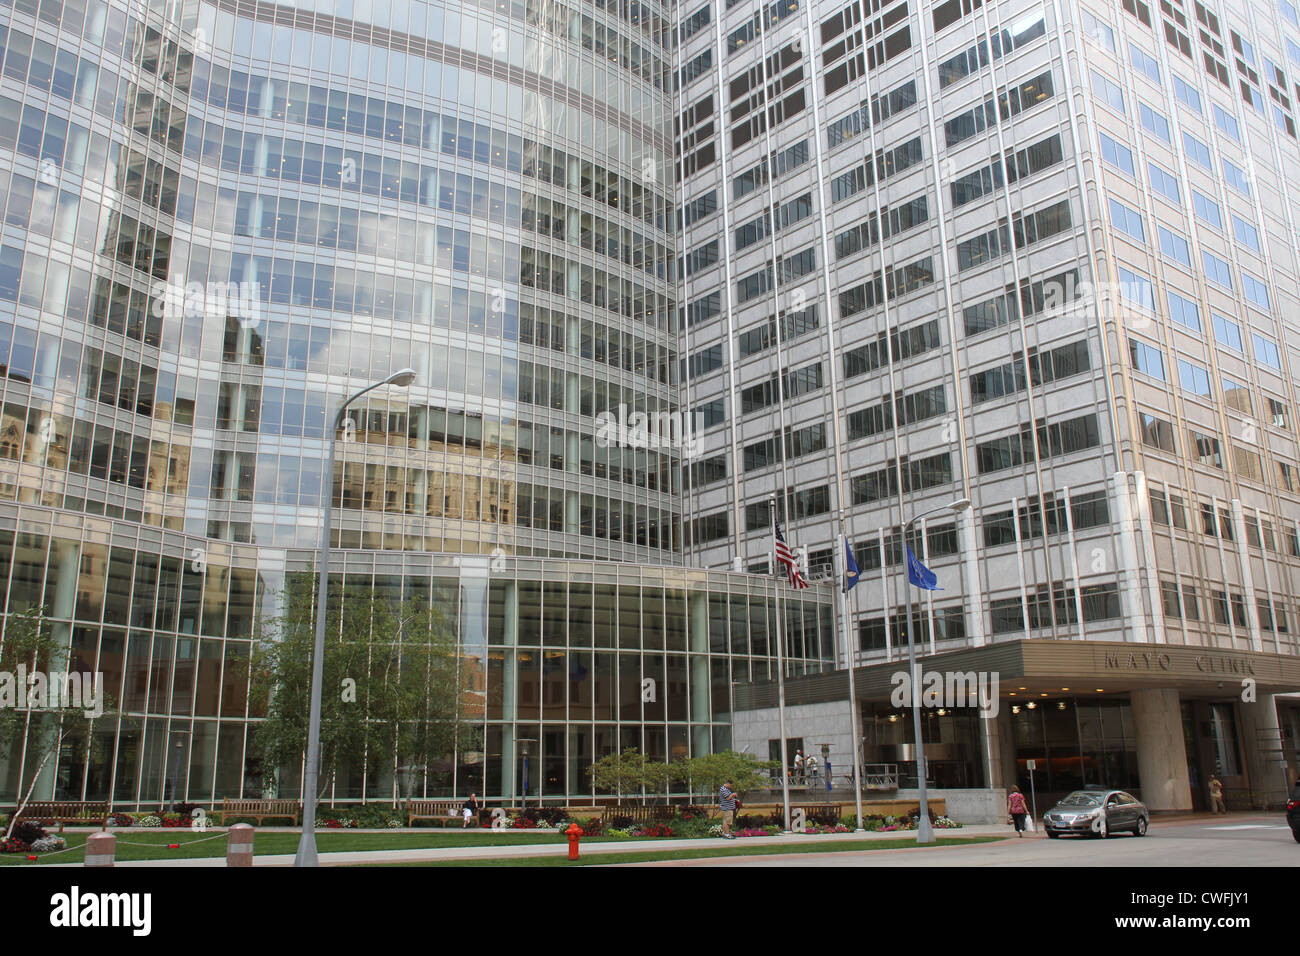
(1238, 692), (1289, 807)
(1130, 688), (1192, 811)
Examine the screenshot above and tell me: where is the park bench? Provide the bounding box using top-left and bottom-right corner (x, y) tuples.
(218, 798), (301, 825)
(600, 805), (675, 825)
(13, 801), (110, 831)
(406, 799), (472, 826)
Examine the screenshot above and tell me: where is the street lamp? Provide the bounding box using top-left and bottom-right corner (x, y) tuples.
(294, 368), (417, 868)
(517, 738), (536, 811)
(903, 496), (970, 845)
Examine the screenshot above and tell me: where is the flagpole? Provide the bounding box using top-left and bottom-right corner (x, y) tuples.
(901, 497), (971, 845)
(769, 492), (793, 832)
(839, 512), (865, 832)
(903, 534), (932, 844)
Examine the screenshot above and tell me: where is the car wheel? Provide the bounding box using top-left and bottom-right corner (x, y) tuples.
(1097, 815), (1109, 839)
(1134, 816), (1147, 837)
(1046, 830), (1060, 839)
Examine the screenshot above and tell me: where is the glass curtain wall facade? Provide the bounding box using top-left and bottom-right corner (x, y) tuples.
(677, 0), (1300, 663)
(0, 0), (836, 807)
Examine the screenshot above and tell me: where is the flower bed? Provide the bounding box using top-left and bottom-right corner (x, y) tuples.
(0, 823), (66, 855)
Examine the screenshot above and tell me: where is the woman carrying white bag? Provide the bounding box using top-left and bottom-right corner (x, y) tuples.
(1009, 786), (1031, 837)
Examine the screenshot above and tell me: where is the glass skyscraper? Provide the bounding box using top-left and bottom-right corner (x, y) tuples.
(0, 0), (833, 808)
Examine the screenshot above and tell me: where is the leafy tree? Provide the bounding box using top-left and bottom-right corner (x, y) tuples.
(674, 750), (778, 799)
(587, 747), (654, 803)
(0, 606), (115, 839)
(251, 575), (474, 804)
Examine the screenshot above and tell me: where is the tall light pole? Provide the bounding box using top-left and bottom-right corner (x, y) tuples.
(903, 497), (970, 845)
(294, 368), (417, 868)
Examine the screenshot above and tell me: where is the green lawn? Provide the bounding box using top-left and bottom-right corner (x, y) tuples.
(381, 837), (1004, 866)
(0, 829), (644, 865)
(0, 830), (996, 866)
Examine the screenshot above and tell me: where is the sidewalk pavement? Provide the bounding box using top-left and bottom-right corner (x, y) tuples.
(42, 824), (1013, 867)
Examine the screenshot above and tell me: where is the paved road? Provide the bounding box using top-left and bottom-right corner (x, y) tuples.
(618, 815), (1298, 866)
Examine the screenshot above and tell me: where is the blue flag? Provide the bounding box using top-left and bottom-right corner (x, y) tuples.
(843, 536), (860, 593)
(906, 544), (941, 591)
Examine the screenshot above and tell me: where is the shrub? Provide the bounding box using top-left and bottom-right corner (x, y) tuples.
(136, 815), (162, 828)
(351, 804), (402, 829)
(1, 837), (29, 854)
(108, 813), (135, 827)
(31, 835), (67, 853)
(12, 822), (48, 845)
(607, 815), (636, 830)
(577, 817), (602, 836)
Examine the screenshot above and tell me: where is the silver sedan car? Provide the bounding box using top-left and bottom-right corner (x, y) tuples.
(1042, 789), (1149, 838)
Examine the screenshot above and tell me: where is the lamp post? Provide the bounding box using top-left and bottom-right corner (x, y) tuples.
(294, 368), (417, 868)
(517, 738), (536, 811)
(903, 497), (970, 845)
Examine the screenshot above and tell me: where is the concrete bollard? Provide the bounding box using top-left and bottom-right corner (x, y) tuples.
(84, 831), (116, 868)
(226, 824), (254, 867)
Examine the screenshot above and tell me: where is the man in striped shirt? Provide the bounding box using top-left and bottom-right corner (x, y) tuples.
(719, 781), (738, 839)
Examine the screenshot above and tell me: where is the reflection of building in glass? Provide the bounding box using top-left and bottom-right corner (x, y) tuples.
(0, 0), (836, 808)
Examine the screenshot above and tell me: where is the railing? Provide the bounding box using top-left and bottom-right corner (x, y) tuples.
(758, 762), (899, 793)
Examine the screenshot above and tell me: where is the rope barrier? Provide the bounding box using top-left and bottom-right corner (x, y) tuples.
(113, 832), (229, 848)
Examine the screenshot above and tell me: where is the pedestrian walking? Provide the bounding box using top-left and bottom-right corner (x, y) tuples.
(1209, 775), (1226, 814)
(806, 753), (819, 785)
(719, 780), (738, 839)
(1008, 785), (1029, 837)
(462, 792), (480, 828)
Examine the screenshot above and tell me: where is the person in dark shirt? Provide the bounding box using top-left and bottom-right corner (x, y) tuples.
(462, 793), (480, 828)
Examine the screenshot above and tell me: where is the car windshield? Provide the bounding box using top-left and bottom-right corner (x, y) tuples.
(1057, 792), (1104, 807)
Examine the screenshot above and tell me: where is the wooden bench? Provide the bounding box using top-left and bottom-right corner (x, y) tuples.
(406, 799), (472, 826)
(600, 805), (675, 825)
(218, 799), (301, 825)
(13, 801), (109, 831)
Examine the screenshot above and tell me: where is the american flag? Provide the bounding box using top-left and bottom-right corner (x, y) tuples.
(774, 521), (810, 589)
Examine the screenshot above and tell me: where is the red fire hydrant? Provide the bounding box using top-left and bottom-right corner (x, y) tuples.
(566, 822), (583, 860)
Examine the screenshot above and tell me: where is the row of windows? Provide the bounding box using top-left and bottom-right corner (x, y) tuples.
(850, 452), (953, 506)
(950, 133), (1064, 208)
(824, 77), (917, 149)
(989, 581), (1121, 634)
(739, 361), (824, 414)
(833, 194), (929, 260)
(732, 138), (810, 200)
(943, 70), (1055, 147)
(968, 339), (1090, 404)
(735, 304), (820, 359)
(842, 319), (941, 379)
(741, 422), (828, 472)
(1149, 488), (1300, 561)
(975, 414), (1102, 474)
(829, 135), (923, 203)
(733, 191), (814, 252)
(963, 267), (1082, 336)
(837, 256), (935, 318)
(956, 199), (1073, 272)
(846, 384), (946, 441)
(743, 484), (830, 531)
(982, 489), (1109, 547)
(936, 11), (1046, 89)
(1139, 409), (1300, 493)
